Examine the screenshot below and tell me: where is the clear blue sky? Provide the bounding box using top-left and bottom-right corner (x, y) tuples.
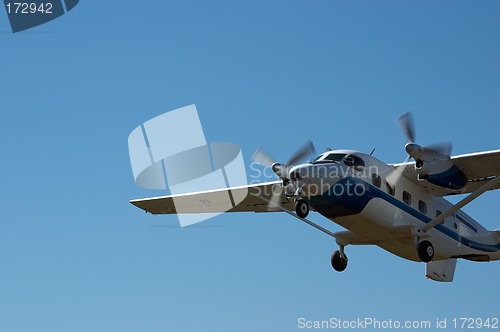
(1, 1), (499, 331)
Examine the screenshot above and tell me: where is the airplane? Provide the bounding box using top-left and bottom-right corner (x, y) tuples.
(130, 113), (500, 282)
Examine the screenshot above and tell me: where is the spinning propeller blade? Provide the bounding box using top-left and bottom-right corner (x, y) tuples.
(251, 147), (276, 167)
(398, 112), (452, 161)
(423, 141), (452, 157)
(251, 140), (316, 210)
(251, 140), (316, 175)
(286, 140), (316, 166)
(391, 112), (455, 188)
(398, 112), (416, 144)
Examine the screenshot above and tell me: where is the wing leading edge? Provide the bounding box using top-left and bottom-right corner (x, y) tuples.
(130, 181), (295, 214)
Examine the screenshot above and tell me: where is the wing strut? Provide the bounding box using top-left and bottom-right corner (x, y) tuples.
(257, 195), (336, 239)
(421, 175), (500, 232)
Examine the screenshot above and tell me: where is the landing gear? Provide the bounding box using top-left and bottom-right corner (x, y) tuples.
(295, 199), (309, 218)
(417, 240), (434, 262)
(331, 246), (348, 272)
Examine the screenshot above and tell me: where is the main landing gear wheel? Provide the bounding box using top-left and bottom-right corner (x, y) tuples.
(295, 199), (309, 218)
(331, 250), (348, 272)
(417, 240), (434, 262)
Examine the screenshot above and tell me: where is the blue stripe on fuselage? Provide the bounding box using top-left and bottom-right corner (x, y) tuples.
(455, 213), (478, 233)
(308, 177), (500, 253)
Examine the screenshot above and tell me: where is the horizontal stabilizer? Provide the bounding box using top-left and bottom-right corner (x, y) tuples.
(426, 259), (457, 282)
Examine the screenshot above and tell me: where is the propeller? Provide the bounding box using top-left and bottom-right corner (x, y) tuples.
(421, 141), (452, 157)
(250, 148), (287, 210)
(398, 112), (416, 144)
(397, 112), (452, 162)
(251, 140), (316, 210)
(251, 147), (275, 168)
(251, 140), (316, 179)
(398, 112), (416, 163)
(286, 140), (316, 166)
(387, 112), (453, 186)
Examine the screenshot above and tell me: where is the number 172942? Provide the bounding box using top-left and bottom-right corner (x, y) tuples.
(5, 2), (53, 14)
(452, 318), (499, 329)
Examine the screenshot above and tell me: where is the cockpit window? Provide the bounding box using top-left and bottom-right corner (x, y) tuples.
(343, 154), (365, 168)
(324, 153), (346, 162)
(312, 154), (324, 162)
(312, 153), (346, 163)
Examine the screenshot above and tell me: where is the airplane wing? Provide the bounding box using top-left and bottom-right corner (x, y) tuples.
(130, 181), (295, 214)
(453, 149), (500, 180)
(393, 149), (500, 196)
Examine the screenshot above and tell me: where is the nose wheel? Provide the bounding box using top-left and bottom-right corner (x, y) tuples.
(295, 199), (309, 218)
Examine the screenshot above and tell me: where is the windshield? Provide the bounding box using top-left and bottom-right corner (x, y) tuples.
(312, 153), (346, 163)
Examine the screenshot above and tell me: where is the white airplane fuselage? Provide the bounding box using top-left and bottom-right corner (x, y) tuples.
(291, 150), (500, 263)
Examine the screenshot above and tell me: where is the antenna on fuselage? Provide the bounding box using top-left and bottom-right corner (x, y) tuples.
(326, 147), (332, 151)
(370, 148), (376, 156)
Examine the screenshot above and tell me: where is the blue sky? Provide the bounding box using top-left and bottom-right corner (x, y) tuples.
(1, 1), (499, 331)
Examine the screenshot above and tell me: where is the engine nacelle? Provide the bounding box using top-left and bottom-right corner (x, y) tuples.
(403, 132), (466, 190)
(426, 165), (468, 189)
(415, 160), (431, 175)
(413, 159), (467, 190)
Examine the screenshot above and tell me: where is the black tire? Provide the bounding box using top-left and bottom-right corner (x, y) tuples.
(331, 250), (348, 272)
(295, 199), (309, 218)
(417, 240), (434, 262)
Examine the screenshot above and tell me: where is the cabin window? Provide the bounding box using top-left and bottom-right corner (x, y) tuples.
(418, 200), (427, 214)
(386, 182), (395, 196)
(372, 174), (381, 188)
(403, 191), (412, 205)
(454, 223), (458, 229)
